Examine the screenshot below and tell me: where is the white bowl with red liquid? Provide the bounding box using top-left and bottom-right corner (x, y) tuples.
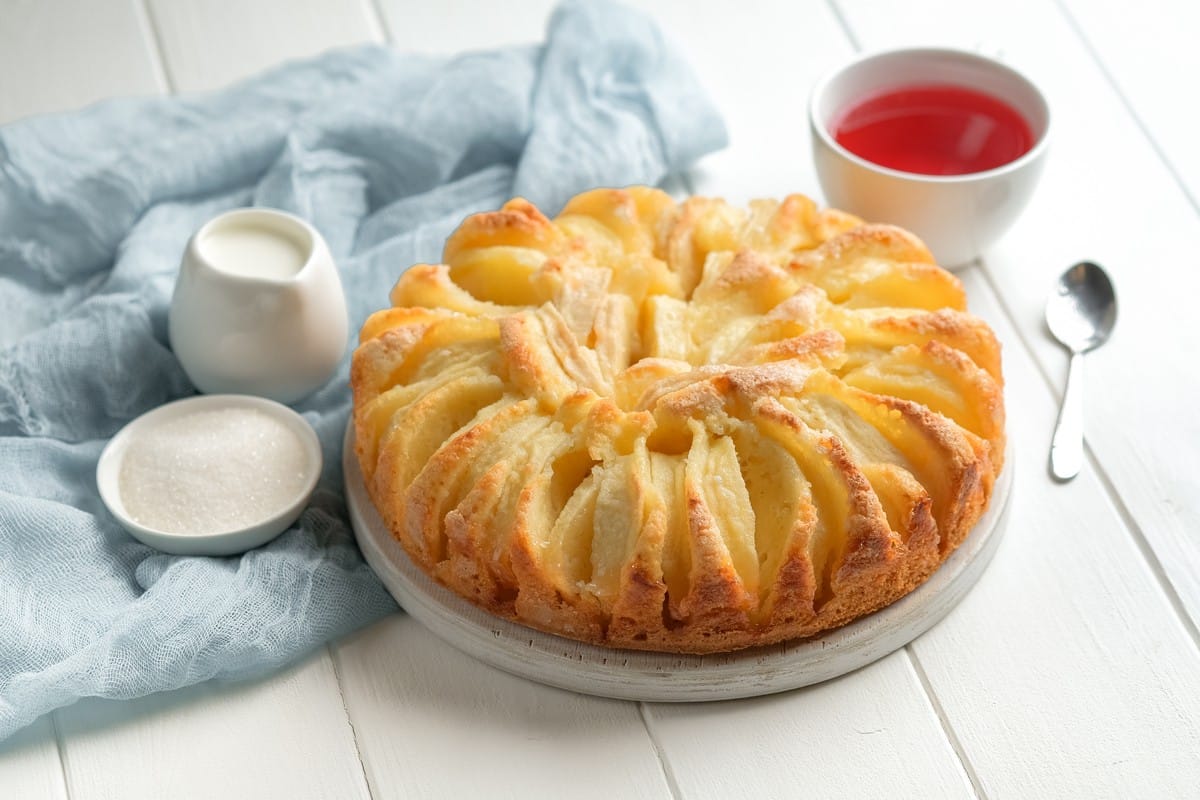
(810, 47), (1050, 268)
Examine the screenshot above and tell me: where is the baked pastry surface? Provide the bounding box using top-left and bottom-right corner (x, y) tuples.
(352, 187), (1004, 654)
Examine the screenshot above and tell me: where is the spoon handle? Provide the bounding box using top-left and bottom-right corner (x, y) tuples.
(1050, 351), (1085, 481)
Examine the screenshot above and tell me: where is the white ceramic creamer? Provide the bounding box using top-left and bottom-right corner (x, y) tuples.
(169, 208), (349, 404)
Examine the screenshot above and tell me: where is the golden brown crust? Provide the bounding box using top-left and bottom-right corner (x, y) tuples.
(351, 187), (1005, 654)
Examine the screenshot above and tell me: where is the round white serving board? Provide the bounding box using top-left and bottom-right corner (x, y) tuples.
(345, 423), (1013, 702)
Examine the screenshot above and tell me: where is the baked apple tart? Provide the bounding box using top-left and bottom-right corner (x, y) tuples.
(351, 187), (1004, 654)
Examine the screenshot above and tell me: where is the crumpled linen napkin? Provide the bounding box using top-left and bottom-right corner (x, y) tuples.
(0, 0), (726, 741)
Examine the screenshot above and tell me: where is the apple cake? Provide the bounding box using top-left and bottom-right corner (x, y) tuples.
(351, 187), (1004, 654)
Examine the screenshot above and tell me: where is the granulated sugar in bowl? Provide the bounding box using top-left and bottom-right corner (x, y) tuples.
(97, 395), (322, 556)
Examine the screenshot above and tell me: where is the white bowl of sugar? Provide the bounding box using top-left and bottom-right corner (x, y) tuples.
(96, 394), (322, 556)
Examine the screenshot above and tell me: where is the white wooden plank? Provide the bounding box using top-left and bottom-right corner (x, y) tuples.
(0, 715), (68, 800)
(146, 0), (383, 93)
(625, 0), (855, 203)
(900, 266), (1200, 798)
(375, 0), (556, 51)
(331, 615), (670, 800)
(0, 0), (164, 123)
(1059, 0), (1200, 204)
(55, 649), (371, 800)
(836, 0), (1200, 655)
(643, 650), (975, 799)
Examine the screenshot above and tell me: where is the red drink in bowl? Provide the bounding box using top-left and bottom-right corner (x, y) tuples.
(809, 48), (1051, 267)
(832, 84), (1035, 176)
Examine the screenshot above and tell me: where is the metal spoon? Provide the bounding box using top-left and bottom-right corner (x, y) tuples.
(1045, 261), (1117, 481)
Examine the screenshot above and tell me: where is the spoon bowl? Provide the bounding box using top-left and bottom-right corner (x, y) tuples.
(1045, 261), (1117, 481)
(1046, 261), (1118, 353)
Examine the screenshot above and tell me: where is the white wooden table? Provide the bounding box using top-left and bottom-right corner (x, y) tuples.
(3, 1), (1199, 797)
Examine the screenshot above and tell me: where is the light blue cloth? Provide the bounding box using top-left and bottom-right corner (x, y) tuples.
(0, 0), (726, 741)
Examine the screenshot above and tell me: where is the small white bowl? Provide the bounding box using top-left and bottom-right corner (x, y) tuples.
(96, 394), (323, 556)
(810, 47), (1051, 268)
